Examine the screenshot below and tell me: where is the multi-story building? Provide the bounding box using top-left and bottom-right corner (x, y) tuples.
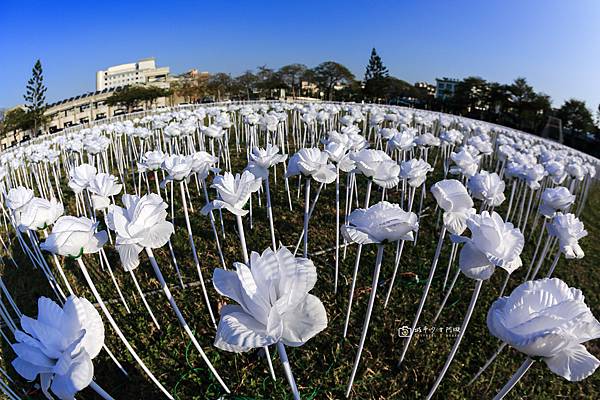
(435, 77), (460, 99)
(96, 58), (170, 91)
(415, 81), (436, 97)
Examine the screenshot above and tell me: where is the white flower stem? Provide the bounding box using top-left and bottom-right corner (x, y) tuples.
(201, 178), (226, 269)
(397, 227), (447, 367)
(425, 279), (483, 399)
(342, 179), (373, 338)
(383, 240), (405, 308)
(529, 237), (555, 281)
(179, 181), (216, 327)
(345, 244), (385, 398)
(89, 381), (115, 400)
(277, 341), (300, 400)
(433, 267), (461, 324)
(76, 258), (174, 400)
(235, 214), (250, 264)
(129, 269), (161, 330)
(467, 342), (508, 386)
(334, 166), (340, 294)
(442, 242), (459, 291)
(493, 358), (535, 400)
(265, 177), (277, 250)
(545, 249), (562, 278)
(145, 248), (230, 394)
(524, 219), (546, 279)
(303, 177), (311, 258)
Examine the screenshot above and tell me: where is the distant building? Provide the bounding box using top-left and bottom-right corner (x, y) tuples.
(96, 58), (170, 91)
(435, 77), (460, 99)
(0, 108), (5, 121)
(415, 81), (436, 97)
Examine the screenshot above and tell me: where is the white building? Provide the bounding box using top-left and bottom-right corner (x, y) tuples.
(96, 58), (170, 91)
(435, 77), (460, 100)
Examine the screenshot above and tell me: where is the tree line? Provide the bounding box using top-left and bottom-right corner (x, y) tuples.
(2, 53), (599, 141)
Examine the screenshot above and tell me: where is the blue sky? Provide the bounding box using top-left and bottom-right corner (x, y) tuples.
(1, 0), (599, 111)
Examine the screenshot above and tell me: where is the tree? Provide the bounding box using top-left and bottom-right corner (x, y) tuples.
(255, 66), (286, 98)
(363, 48), (389, 101)
(449, 77), (489, 118)
(23, 59), (48, 135)
(206, 73), (234, 101)
(279, 64), (308, 97)
(105, 85), (171, 113)
(172, 72), (209, 103)
(234, 71), (259, 100)
(557, 99), (596, 134)
(312, 61), (355, 101)
(1, 108), (35, 145)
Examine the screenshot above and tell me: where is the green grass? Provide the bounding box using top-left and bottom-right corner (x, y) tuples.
(1, 151), (599, 400)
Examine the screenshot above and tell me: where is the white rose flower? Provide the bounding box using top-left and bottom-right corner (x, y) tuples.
(341, 201), (418, 244)
(487, 278), (600, 381)
(40, 216), (108, 258)
(213, 246), (327, 351)
(161, 154), (193, 182)
(431, 179), (476, 235)
(107, 193), (174, 271)
(87, 173), (122, 210)
(350, 149), (400, 188)
(450, 148), (480, 177)
(286, 148), (337, 184)
(6, 186), (34, 211)
(246, 144), (287, 180)
(539, 187), (576, 218)
(202, 171), (262, 216)
(454, 211), (524, 280)
(18, 197), (64, 232)
(467, 170), (506, 206)
(12, 296), (104, 400)
(190, 151), (219, 180)
(547, 213), (587, 259)
(137, 150), (166, 172)
(68, 164), (97, 193)
(399, 158), (433, 188)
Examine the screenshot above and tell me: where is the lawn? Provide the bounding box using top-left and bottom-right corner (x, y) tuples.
(1, 138), (598, 400)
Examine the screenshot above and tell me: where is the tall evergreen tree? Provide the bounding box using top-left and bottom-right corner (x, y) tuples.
(23, 59), (47, 135)
(364, 48), (389, 81)
(364, 48), (389, 101)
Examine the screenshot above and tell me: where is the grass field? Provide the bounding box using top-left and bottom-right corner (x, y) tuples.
(1, 151), (598, 400)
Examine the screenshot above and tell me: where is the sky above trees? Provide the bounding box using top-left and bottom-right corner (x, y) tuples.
(1, 0), (599, 109)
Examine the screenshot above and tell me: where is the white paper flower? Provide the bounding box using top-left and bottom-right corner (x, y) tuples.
(539, 187), (576, 218)
(286, 148), (336, 184)
(87, 173), (122, 210)
(12, 296), (104, 400)
(6, 186), (34, 211)
(350, 149), (400, 188)
(450, 148), (480, 177)
(454, 211), (524, 280)
(68, 164), (97, 193)
(202, 171), (262, 216)
(547, 213), (587, 259)
(107, 194), (174, 271)
(487, 278), (600, 381)
(18, 198), (64, 232)
(341, 201), (418, 244)
(138, 150), (166, 172)
(399, 158), (433, 188)
(190, 151), (219, 180)
(431, 179), (476, 235)
(213, 246), (327, 352)
(40, 216), (108, 258)
(246, 144), (287, 180)
(162, 154), (193, 182)
(467, 171), (506, 206)
(389, 130), (416, 152)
